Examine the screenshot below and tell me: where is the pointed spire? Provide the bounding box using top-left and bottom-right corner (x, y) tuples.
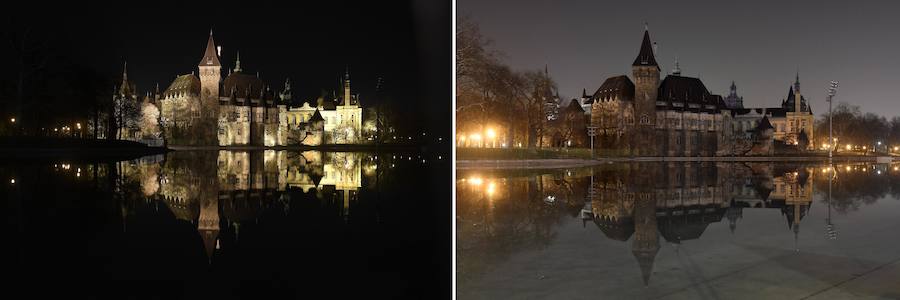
(199, 30), (221, 67)
(582, 88), (587, 98)
(233, 51), (242, 72)
(794, 70), (800, 94)
(122, 60), (128, 82)
(632, 26), (659, 69)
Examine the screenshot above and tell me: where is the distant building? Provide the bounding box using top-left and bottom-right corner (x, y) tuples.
(730, 74), (814, 149)
(723, 81), (743, 109)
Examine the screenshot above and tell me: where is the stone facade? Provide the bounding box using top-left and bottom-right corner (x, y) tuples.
(155, 32), (363, 146)
(590, 29), (733, 156)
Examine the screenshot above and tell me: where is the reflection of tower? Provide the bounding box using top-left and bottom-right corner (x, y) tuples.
(198, 198), (220, 261)
(631, 193), (659, 286)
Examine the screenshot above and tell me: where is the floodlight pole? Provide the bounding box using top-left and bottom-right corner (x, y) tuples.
(827, 81), (838, 162)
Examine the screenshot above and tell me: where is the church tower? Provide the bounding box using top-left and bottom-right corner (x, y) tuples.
(198, 30), (221, 114)
(632, 26), (660, 155)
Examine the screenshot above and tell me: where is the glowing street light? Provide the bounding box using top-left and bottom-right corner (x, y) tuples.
(9, 117), (15, 123)
(486, 128), (496, 148)
(470, 133), (482, 147)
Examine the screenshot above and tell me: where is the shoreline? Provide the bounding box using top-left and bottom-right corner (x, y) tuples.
(168, 144), (426, 151)
(457, 156), (891, 169)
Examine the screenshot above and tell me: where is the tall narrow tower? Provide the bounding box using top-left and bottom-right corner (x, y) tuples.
(793, 72), (801, 113)
(199, 30), (221, 112)
(632, 26), (660, 154)
(343, 68), (351, 106)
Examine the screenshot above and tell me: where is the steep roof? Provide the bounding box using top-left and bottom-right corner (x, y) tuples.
(310, 109), (324, 122)
(163, 74), (201, 97)
(593, 75), (635, 102)
(222, 72), (264, 100)
(632, 30), (659, 70)
(756, 116), (774, 131)
(783, 86), (811, 113)
(199, 31), (221, 67)
(656, 75), (724, 112)
(563, 98), (584, 114)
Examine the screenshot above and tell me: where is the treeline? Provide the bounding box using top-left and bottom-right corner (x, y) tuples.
(0, 15), (114, 138)
(456, 17), (561, 148)
(814, 102), (900, 148)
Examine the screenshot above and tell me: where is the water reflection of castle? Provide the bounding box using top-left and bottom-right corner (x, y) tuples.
(584, 163), (813, 285)
(125, 151), (369, 260)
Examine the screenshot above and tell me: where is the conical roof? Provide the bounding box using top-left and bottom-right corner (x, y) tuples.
(199, 31), (221, 67)
(632, 30), (659, 69)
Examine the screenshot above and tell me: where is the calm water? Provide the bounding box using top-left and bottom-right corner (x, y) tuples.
(457, 162), (900, 299)
(3, 150), (450, 299)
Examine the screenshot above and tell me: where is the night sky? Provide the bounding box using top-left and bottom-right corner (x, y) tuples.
(5, 0), (449, 137)
(460, 0), (900, 117)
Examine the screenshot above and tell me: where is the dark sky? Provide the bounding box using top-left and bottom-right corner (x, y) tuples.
(7, 0), (449, 136)
(460, 0), (900, 117)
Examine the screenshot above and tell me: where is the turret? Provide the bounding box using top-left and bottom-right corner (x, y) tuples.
(343, 67), (351, 106)
(632, 26), (659, 127)
(198, 30), (221, 105)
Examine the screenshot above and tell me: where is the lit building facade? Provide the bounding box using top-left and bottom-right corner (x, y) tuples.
(154, 31), (363, 146)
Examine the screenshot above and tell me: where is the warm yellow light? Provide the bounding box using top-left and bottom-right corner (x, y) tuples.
(9, 178), (15, 184)
(458, 135), (466, 141)
(9, 118), (15, 123)
(846, 166), (852, 171)
(894, 166), (899, 171)
(486, 128), (496, 139)
(469, 177), (483, 185)
(863, 146), (867, 150)
(894, 146), (899, 151)
(846, 144), (852, 150)
(486, 182), (496, 196)
(76, 123), (81, 129)
(470, 134), (482, 141)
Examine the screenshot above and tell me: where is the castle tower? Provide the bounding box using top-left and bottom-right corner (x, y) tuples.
(343, 68), (351, 106)
(632, 26), (660, 155)
(198, 30), (221, 111)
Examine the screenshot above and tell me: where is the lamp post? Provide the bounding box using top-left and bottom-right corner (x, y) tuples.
(826, 81), (838, 161)
(587, 126), (598, 159)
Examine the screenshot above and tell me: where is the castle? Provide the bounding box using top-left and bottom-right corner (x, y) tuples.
(586, 27), (814, 156)
(151, 31), (362, 146)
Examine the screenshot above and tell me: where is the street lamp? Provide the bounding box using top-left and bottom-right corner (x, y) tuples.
(486, 128), (496, 148)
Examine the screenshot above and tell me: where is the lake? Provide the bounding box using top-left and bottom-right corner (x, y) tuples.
(457, 162), (900, 299)
(3, 150), (451, 298)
